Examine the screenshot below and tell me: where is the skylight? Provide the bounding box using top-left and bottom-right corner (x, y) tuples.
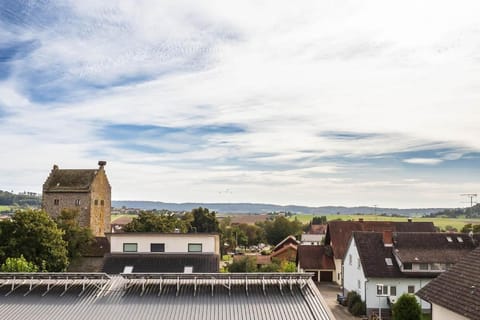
(457, 237), (464, 243)
(385, 258), (393, 266)
(446, 236), (452, 242)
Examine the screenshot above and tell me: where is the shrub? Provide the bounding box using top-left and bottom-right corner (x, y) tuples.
(347, 291), (362, 313)
(351, 301), (366, 316)
(392, 294), (421, 320)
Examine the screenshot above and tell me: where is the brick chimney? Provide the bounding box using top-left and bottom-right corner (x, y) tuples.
(407, 218), (412, 223)
(98, 161), (107, 168)
(359, 218), (364, 223)
(383, 230), (393, 247)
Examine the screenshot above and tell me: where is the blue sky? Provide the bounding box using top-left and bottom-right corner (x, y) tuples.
(1, 0), (479, 208)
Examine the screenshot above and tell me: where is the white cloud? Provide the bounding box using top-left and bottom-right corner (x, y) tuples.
(1, 0), (480, 207)
(402, 158), (443, 165)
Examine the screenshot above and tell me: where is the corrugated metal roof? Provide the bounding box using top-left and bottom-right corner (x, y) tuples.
(0, 274), (335, 320)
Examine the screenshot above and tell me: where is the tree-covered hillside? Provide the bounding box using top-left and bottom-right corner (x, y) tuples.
(0, 190), (41, 206)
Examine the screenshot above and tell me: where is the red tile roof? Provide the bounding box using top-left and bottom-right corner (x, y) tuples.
(297, 245), (335, 270)
(325, 220), (435, 260)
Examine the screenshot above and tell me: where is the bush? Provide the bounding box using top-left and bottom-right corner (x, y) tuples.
(347, 291), (362, 312)
(351, 301), (366, 316)
(392, 294), (422, 320)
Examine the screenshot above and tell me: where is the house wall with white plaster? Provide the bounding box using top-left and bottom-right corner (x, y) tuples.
(108, 233), (220, 254)
(431, 303), (469, 320)
(343, 238), (367, 299)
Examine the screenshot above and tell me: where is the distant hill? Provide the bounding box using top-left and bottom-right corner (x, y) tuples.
(112, 201), (447, 216)
(0, 190), (41, 207)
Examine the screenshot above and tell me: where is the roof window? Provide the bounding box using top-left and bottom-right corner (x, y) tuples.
(446, 236), (452, 242)
(385, 258), (393, 266)
(457, 237), (464, 243)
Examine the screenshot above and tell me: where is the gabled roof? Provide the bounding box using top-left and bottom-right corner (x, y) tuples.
(43, 163), (109, 193)
(417, 246), (480, 319)
(308, 224), (327, 234)
(393, 232), (479, 264)
(102, 253), (220, 274)
(271, 243), (298, 259)
(325, 220), (435, 260)
(352, 232), (403, 278)
(351, 231), (479, 279)
(272, 235), (299, 252)
(297, 245), (335, 270)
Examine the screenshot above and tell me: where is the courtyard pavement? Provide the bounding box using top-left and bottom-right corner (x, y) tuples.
(317, 283), (359, 320)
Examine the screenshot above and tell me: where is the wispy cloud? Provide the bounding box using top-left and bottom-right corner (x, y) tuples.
(0, 0), (479, 207)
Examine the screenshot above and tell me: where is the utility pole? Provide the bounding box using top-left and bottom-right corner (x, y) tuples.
(461, 193), (477, 209)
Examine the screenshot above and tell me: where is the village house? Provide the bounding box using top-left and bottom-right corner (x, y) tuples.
(324, 219), (436, 285)
(416, 246), (480, 320)
(297, 245), (335, 282)
(42, 161), (111, 237)
(343, 231), (480, 318)
(102, 232), (221, 273)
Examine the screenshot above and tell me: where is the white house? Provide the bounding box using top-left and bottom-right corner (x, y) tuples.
(343, 231), (479, 318)
(107, 232), (220, 254)
(103, 232), (221, 273)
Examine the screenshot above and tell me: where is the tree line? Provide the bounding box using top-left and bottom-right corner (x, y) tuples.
(0, 190), (41, 206)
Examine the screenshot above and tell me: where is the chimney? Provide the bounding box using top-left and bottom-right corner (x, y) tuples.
(53, 164), (59, 171)
(359, 218), (364, 223)
(98, 161), (107, 168)
(407, 218), (412, 223)
(383, 230), (393, 247)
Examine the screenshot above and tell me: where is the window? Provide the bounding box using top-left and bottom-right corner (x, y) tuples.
(151, 243), (165, 252)
(457, 237), (463, 243)
(408, 285), (415, 294)
(385, 258), (393, 266)
(377, 284), (388, 296)
(184, 266), (193, 273)
(419, 263), (428, 271)
(357, 280), (361, 289)
(403, 263), (412, 270)
(446, 236), (452, 242)
(357, 258), (361, 269)
(430, 263), (442, 270)
(390, 286), (397, 296)
(123, 243), (138, 252)
(101, 200), (105, 206)
(94, 199), (98, 205)
(349, 254), (352, 265)
(54, 199), (59, 205)
(188, 243), (202, 252)
(75, 199), (81, 206)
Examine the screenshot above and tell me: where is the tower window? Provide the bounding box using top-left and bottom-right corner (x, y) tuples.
(94, 199), (98, 205)
(54, 199), (59, 205)
(75, 199), (81, 206)
(100, 200), (105, 206)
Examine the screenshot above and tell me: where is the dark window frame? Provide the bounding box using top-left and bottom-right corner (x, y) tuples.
(150, 243), (165, 252)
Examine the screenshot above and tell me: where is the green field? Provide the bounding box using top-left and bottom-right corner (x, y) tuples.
(0, 205), (12, 212)
(290, 214), (480, 231)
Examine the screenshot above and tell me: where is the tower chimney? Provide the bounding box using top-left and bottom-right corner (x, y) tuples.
(98, 161), (107, 168)
(383, 230), (393, 247)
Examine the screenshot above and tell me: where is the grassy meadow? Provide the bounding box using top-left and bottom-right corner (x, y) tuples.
(290, 214), (480, 231)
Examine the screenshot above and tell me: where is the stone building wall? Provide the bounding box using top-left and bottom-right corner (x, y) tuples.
(89, 169), (111, 236)
(42, 192), (91, 227)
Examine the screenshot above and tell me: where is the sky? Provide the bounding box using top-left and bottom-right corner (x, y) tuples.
(0, 0), (479, 208)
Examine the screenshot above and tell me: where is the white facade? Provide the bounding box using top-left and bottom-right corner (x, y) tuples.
(301, 234), (325, 245)
(431, 303), (469, 320)
(333, 258), (342, 285)
(108, 233), (220, 254)
(343, 237), (431, 312)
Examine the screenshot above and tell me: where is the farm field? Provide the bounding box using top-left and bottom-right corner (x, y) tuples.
(0, 205), (11, 211)
(290, 214), (480, 231)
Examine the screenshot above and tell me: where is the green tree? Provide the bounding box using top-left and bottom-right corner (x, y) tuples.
(263, 216), (303, 245)
(461, 223), (480, 233)
(392, 294), (422, 320)
(0, 210), (68, 271)
(228, 256), (258, 272)
(123, 211), (189, 233)
(311, 216), (327, 225)
(55, 209), (94, 259)
(1, 255), (38, 272)
(191, 207), (219, 233)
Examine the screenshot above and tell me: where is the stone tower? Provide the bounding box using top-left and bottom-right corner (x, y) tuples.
(42, 161), (111, 237)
